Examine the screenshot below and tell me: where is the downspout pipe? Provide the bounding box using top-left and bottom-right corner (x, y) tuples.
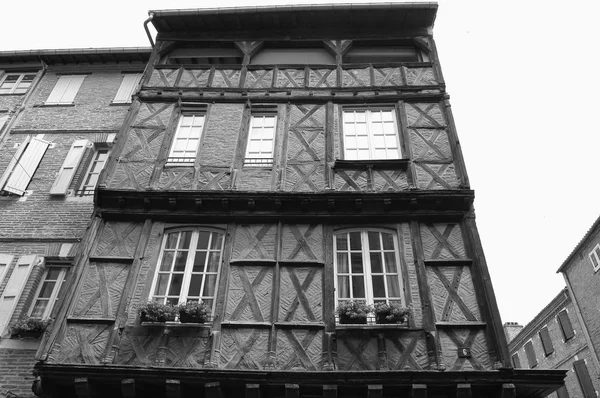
(144, 13), (155, 48)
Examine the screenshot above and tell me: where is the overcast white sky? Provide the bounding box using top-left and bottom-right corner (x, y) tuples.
(2, 0), (599, 327)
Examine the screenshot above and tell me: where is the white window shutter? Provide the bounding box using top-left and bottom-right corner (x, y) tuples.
(0, 254), (38, 336)
(3, 135), (50, 195)
(49, 139), (89, 195)
(46, 75), (86, 104)
(0, 135), (31, 191)
(113, 73), (141, 103)
(0, 253), (15, 285)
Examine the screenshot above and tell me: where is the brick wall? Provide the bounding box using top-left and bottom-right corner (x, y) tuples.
(0, 345), (38, 398)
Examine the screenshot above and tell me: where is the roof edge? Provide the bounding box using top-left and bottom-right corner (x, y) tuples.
(557, 213), (600, 273)
(0, 47), (151, 57)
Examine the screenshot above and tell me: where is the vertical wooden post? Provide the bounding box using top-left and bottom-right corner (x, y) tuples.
(285, 384), (300, 398)
(121, 379), (136, 398)
(325, 101), (334, 189)
(323, 225), (335, 370)
(442, 96), (469, 189)
(412, 384), (427, 398)
(396, 100), (417, 189)
(410, 221), (440, 369)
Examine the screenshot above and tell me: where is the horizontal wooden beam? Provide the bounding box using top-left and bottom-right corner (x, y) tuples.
(368, 385), (383, 398)
(285, 384), (299, 398)
(323, 385), (337, 398)
(246, 384), (260, 398)
(457, 383), (471, 398)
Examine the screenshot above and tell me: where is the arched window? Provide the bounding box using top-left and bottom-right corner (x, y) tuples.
(150, 228), (225, 309)
(334, 229), (404, 305)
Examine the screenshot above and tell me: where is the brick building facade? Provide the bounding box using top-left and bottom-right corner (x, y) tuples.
(0, 48), (149, 398)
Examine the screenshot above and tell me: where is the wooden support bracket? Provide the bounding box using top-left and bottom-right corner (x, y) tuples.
(285, 384), (300, 398)
(169, 197), (177, 210)
(205, 382), (221, 398)
(246, 384), (260, 398)
(501, 384), (516, 398)
(74, 378), (90, 398)
(144, 198), (151, 210)
(166, 380), (181, 398)
(457, 383), (472, 398)
(368, 385), (383, 398)
(121, 379), (136, 398)
(195, 198), (203, 210)
(323, 385), (338, 398)
(412, 384), (427, 398)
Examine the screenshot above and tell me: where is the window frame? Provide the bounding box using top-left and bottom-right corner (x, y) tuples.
(149, 227), (225, 314)
(112, 73), (142, 104)
(44, 74), (87, 105)
(167, 113), (206, 166)
(524, 340), (537, 368)
(589, 243), (600, 272)
(341, 107), (402, 161)
(244, 113), (277, 167)
(333, 228), (405, 309)
(76, 146), (110, 196)
(539, 326), (554, 356)
(511, 353), (521, 368)
(0, 73), (37, 95)
(557, 309), (575, 341)
(28, 266), (68, 319)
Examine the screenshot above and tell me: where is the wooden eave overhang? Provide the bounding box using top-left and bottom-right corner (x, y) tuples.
(34, 363), (566, 398)
(149, 3), (437, 39)
(0, 47), (151, 67)
(95, 189), (474, 223)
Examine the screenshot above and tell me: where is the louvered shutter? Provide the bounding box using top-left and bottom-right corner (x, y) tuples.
(556, 386), (569, 398)
(113, 73), (141, 103)
(0, 253), (15, 285)
(0, 135), (30, 191)
(46, 75), (86, 104)
(558, 310), (575, 340)
(3, 135), (50, 195)
(0, 255), (37, 336)
(49, 139), (89, 195)
(0, 114), (7, 133)
(511, 353), (521, 368)
(524, 341), (537, 368)
(574, 360), (596, 398)
(539, 326), (554, 356)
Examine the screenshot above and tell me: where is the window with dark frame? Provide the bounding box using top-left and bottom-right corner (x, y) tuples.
(539, 326), (554, 356)
(150, 229), (224, 311)
(342, 108), (401, 160)
(524, 340), (537, 368)
(0, 73), (37, 94)
(557, 309), (575, 341)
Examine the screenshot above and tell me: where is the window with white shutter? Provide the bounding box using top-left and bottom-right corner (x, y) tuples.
(0, 135), (50, 195)
(0, 255), (38, 336)
(0, 254), (15, 286)
(589, 243), (600, 272)
(49, 139), (90, 195)
(112, 73), (142, 104)
(45, 75), (86, 105)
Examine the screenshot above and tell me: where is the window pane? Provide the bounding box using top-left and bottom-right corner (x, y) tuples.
(179, 231), (192, 249)
(372, 275), (385, 297)
(168, 274), (183, 296)
(173, 251), (188, 272)
(368, 232), (380, 250)
(210, 233), (223, 250)
(352, 276), (365, 298)
(386, 276), (401, 297)
(154, 274), (169, 296)
(384, 253), (398, 273)
(206, 252), (220, 273)
(350, 253), (364, 273)
(160, 251), (174, 271)
(202, 275), (217, 297)
(337, 253), (349, 273)
(188, 274), (203, 297)
(38, 282), (56, 299)
(30, 301), (48, 318)
(336, 234), (348, 250)
(381, 233), (395, 250)
(192, 251), (207, 272)
(370, 252), (383, 273)
(349, 232), (361, 250)
(337, 276), (350, 298)
(165, 233), (179, 249)
(197, 231), (210, 249)
(46, 268), (62, 280)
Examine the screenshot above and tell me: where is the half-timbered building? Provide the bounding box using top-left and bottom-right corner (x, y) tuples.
(32, 4), (565, 398)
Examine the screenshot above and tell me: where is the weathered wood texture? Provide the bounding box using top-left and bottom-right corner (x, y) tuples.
(420, 223), (466, 261)
(232, 224), (277, 260)
(220, 328), (271, 369)
(427, 266), (481, 323)
(279, 266), (323, 323)
(276, 329), (323, 370)
(284, 104), (327, 192)
(225, 266), (274, 322)
(336, 330), (429, 371)
(398, 224), (422, 327)
(437, 328), (492, 371)
(48, 323), (112, 364)
(115, 325), (210, 367)
(93, 222), (143, 258)
(147, 65), (438, 89)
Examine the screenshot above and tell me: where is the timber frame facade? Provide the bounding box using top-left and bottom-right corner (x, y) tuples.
(33, 4), (565, 398)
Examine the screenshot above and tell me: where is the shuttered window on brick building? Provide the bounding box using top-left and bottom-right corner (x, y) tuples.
(558, 310), (575, 341)
(0, 254), (15, 286)
(0, 134), (50, 195)
(574, 359), (596, 398)
(524, 341), (537, 368)
(50, 139), (90, 195)
(112, 73), (142, 104)
(45, 75), (86, 105)
(0, 255), (38, 336)
(511, 353), (521, 368)
(539, 326), (554, 356)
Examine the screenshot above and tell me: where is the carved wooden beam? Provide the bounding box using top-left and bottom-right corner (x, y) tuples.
(121, 379), (136, 398)
(457, 384), (471, 398)
(205, 382), (221, 398)
(412, 384), (427, 398)
(166, 380), (181, 398)
(323, 385), (337, 398)
(246, 384), (260, 398)
(368, 385), (383, 398)
(285, 384), (299, 398)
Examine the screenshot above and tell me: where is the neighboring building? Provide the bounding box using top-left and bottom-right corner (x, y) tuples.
(509, 289), (598, 398)
(504, 322), (523, 343)
(24, 3), (565, 398)
(0, 48), (150, 398)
